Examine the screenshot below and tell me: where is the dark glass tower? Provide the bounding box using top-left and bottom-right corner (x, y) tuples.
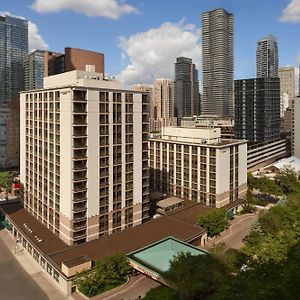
(234, 78), (281, 143)
(0, 15), (28, 168)
(174, 57), (200, 121)
(24, 50), (46, 91)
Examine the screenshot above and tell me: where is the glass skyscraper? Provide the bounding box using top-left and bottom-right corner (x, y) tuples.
(0, 15), (28, 169)
(24, 50), (45, 91)
(256, 35), (278, 79)
(175, 57), (200, 121)
(202, 8), (234, 117)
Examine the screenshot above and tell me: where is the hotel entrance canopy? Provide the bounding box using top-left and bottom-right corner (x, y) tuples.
(127, 236), (207, 283)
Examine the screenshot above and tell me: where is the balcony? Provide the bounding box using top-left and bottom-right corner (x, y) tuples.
(73, 231), (87, 241)
(73, 150), (87, 160)
(73, 103), (87, 113)
(73, 139), (87, 149)
(73, 90), (87, 102)
(73, 203), (87, 212)
(73, 222), (87, 231)
(73, 172), (87, 182)
(73, 127), (87, 137)
(73, 115), (87, 125)
(73, 182), (87, 192)
(73, 212), (87, 222)
(73, 194), (87, 202)
(74, 161), (87, 171)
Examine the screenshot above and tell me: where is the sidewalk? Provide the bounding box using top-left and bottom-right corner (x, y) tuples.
(0, 229), (70, 300)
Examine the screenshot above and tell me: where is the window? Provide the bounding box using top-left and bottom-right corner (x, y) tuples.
(53, 270), (59, 283)
(47, 263), (53, 275)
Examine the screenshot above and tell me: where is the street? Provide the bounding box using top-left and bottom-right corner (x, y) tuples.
(0, 227), (48, 300)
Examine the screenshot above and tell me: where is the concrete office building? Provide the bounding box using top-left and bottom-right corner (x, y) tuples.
(292, 97), (300, 159)
(235, 78), (281, 143)
(20, 68), (150, 245)
(247, 139), (287, 170)
(278, 66), (295, 109)
(24, 50), (46, 90)
(44, 48), (105, 77)
(278, 67), (295, 133)
(149, 127), (247, 208)
(151, 78), (177, 131)
(175, 57), (200, 120)
(256, 35), (278, 78)
(202, 8), (234, 117)
(0, 14), (28, 169)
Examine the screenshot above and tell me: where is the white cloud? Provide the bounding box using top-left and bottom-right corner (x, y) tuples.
(117, 20), (202, 86)
(279, 0), (300, 22)
(28, 21), (49, 52)
(0, 11), (48, 52)
(30, 0), (138, 19)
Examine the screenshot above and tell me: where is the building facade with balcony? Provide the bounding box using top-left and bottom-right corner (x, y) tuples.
(149, 127), (247, 208)
(20, 68), (150, 245)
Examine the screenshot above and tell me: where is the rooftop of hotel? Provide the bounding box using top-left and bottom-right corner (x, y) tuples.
(0, 202), (206, 274)
(150, 126), (246, 147)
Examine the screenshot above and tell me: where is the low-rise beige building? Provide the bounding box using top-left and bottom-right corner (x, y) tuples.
(149, 127), (247, 208)
(20, 67), (150, 245)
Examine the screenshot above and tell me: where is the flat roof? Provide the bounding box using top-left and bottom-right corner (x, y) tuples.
(157, 197), (184, 209)
(1, 202), (206, 275)
(271, 156), (300, 172)
(168, 202), (212, 225)
(149, 137), (247, 148)
(128, 237), (207, 274)
(0, 202), (68, 255)
(49, 216), (205, 269)
(63, 256), (91, 268)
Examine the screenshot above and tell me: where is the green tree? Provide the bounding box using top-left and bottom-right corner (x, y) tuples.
(0, 172), (13, 189)
(144, 286), (179, 300)
(75, 253), (130, 297)
(275, 169), (300, 194)
(198, 208), (229, 237)
(164, 252), (230, 300)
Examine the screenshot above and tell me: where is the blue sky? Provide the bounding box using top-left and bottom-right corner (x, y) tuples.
(1, 0), (300, 86)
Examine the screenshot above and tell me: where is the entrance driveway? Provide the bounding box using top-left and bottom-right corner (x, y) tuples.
(207, 213), (259, 249)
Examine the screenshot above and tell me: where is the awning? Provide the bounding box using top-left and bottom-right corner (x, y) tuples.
(2, 219), (12, 230)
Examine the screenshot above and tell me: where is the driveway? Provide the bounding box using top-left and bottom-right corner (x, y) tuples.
(0, 227), (48, 300)
(208, 213), (259, 249)
(72, 274), (160, 300)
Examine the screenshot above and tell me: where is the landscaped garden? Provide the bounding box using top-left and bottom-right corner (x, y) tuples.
(74, 253), (131, 298)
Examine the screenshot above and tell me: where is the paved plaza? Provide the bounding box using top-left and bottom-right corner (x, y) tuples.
(0, 226), (48, 300)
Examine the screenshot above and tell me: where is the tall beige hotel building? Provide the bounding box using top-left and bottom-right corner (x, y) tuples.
(202, 8), (234, 117)
(20, 67), (150, 245)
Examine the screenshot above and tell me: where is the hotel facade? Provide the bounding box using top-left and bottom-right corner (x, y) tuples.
(20, 68), (150, 245)
(149, 127), (247, 208)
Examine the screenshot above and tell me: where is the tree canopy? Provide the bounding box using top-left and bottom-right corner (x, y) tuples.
(74, 253), (130, 297)
(159, 171), (300, 300)
(198, 208), (229, 237)
(0, 172), (13, 190)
